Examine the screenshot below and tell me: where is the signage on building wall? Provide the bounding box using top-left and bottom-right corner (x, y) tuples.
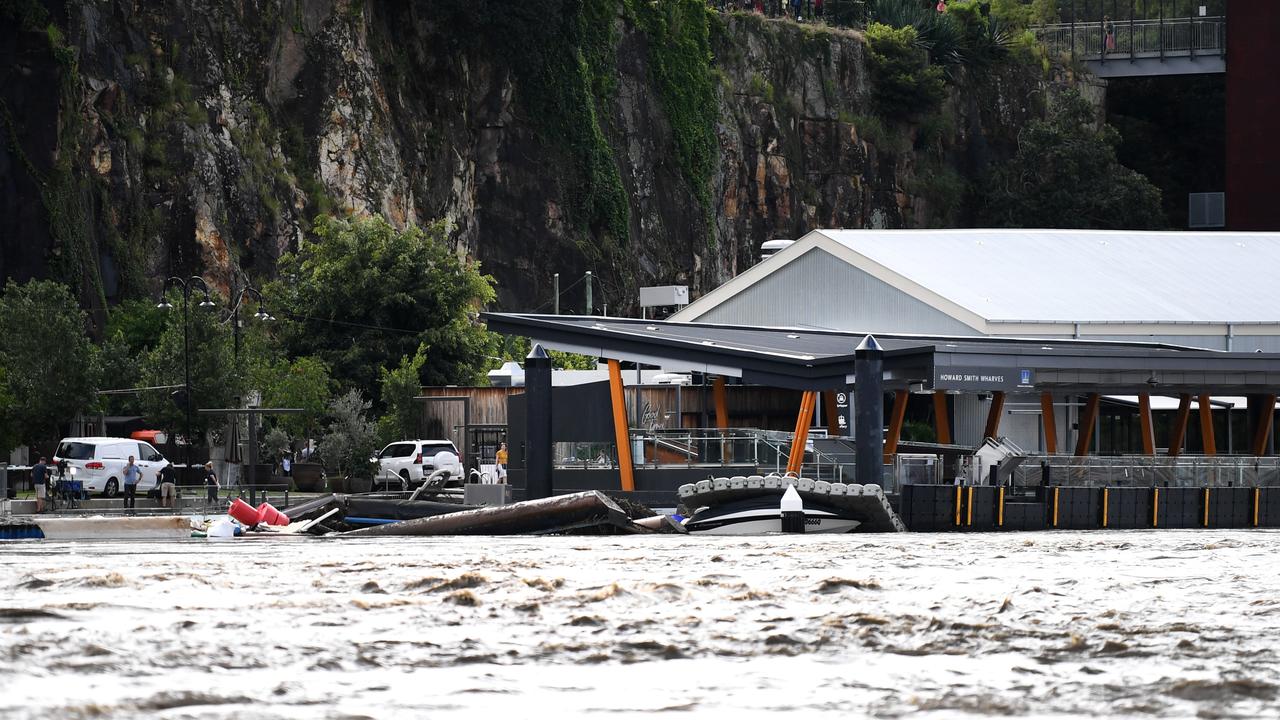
(932, 367), (1036, 391)
(834, 388), (851, 436)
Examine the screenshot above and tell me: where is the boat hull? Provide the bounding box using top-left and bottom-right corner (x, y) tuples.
(685, 498), (861, 535)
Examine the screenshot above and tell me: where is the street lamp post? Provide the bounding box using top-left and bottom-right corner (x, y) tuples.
(158, 276), (215, 476)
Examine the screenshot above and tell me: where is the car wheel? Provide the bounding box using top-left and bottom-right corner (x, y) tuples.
(398, 470), (411, 491)
(103, 479), (119, 498)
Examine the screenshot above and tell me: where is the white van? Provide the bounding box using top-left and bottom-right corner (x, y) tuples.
(53, 437), (172, 497)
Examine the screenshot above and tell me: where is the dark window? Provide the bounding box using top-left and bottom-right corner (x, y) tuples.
(420, 443), (456, 456)
(57, 442), (96, 460)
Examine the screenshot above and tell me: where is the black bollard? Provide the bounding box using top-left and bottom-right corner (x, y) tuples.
(525, 343), (553, 500)
(854, 335), (884, 488)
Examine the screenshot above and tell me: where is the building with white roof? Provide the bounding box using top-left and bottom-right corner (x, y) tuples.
(672, 229), (1280, 352)
(669, 229), (1280, 452)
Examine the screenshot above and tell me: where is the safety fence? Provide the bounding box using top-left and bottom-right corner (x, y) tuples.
(1034, 16), (1225, 60)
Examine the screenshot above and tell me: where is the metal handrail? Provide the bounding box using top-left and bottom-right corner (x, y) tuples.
(1035, 17), (1225, 61)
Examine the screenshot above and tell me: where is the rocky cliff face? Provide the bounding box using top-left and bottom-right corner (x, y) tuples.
(0, 0), (1048, 318)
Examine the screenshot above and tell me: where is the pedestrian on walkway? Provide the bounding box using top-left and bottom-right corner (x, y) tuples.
(32, 457), (48, 513)
(1104, 15), (1116, 52)
(159, 464), (177, 509)
(204, 461), (220, 510)
(495, 442), (509, 484)
(122, 455), (141, 511)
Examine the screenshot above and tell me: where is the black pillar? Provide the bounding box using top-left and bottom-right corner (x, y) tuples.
(854, 335), (884, 487)
(525, 343), (553, 500)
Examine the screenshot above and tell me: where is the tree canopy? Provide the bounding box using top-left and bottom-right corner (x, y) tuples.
(980, 90), (1165, 229)
(269, 215), (496, 401)
(0, 279), (98, 444)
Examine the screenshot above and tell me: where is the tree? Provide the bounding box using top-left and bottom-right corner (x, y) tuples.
(269, 215), (496, 401)
(0, 279), (98, 444)
(0, 365), (20, 455)
(981, 90), (1165, 229)
(255, 355), (335, 441)
(378, 345), (427, 443)
(318, 390), (379, 478)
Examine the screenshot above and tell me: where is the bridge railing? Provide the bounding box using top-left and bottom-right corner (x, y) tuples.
(1035, 16), (1224, 61)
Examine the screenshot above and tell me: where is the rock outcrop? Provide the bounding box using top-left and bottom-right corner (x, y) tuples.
(0, 0), (1048, 316)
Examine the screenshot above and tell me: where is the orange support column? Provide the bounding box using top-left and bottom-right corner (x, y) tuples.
(1138, 393), (1156, 456)
(785, 391), (817, 475)
(713, 376), (731, 464)
(1074, 393), (1101, 456)
(1040, 392), (1058, 455)
(983, 391), (1006, 440)
(1167, 394), (1192, 457)
(933, 391), (952, 445)
(712, 377), (729, 430)
(607, 360), (635, 492)
(1198, 394), (1217, 456)
(1251, 394), (1277, 457)
(884, 389), (909, 464)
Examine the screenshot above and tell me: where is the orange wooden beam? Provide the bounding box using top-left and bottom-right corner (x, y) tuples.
(785, 390), (817, 475)
(712, 376), (729, 430)
(1198, 393), (1217, 456)
(607, 360), (635, 492)
(1040, 392), (1058, 455)
(823, 390), (840, 436)
(713, 376), (732, 463)
(1167, 394), (1191, 457)
(1138, 393), (1156, 456)
(884, 389), (909, 464)
(983, 391), (1006, 440)
(1074, 393), (1101, 457)
(932, 391), (951, 445)
(1252, 394), (1277, 457)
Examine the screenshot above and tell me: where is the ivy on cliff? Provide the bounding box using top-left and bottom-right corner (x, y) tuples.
(433, 0), (630, 257)
(626, 0), (720, 224)
(0, 2), (104, 310)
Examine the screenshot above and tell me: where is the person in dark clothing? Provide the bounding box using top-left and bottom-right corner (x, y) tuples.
(32, 457), (48, 513)
(204, 462), (220, 510)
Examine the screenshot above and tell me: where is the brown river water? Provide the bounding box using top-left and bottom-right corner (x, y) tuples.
(2, 530), (1280, 719)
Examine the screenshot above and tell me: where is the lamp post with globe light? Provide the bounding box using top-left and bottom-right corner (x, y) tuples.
(157, 276), (216, 475)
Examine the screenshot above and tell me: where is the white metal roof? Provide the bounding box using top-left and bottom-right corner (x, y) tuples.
(817, 229), (1280, 324)
(674, 229), (1280, 330)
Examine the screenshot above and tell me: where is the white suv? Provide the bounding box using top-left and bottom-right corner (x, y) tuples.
(53, 437), (172, 497)
(374, 440), (463, 491)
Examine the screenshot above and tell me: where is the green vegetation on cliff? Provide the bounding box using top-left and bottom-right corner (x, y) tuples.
(981, 90), (1164, 229)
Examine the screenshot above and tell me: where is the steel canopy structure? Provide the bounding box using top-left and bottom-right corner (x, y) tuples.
(483, 313), (1280, 396)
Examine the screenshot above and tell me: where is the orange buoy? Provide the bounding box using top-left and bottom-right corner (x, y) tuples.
(228, 498), (261, 527)
(256, 502), (290, 526)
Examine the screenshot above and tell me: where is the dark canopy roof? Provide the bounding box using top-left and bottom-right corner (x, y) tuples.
(483, 313), (1280, 394)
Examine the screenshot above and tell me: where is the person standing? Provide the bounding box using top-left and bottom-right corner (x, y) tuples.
(204, 461), (220, 510)
(158, 464), (177, 510)
(1104, 15), (1116, 53)
(281, 453), (292, 477)
(122, 455), (141, 511)
(495, 442), (509, 484)
(32, 457), (48, 513)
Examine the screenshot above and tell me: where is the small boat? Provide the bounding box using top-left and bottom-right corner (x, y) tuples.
(683, 494), (862, 535)
(677, 473), (907, 534)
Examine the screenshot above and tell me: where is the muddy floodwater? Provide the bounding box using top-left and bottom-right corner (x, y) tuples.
(3, 531), (1280, 719)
